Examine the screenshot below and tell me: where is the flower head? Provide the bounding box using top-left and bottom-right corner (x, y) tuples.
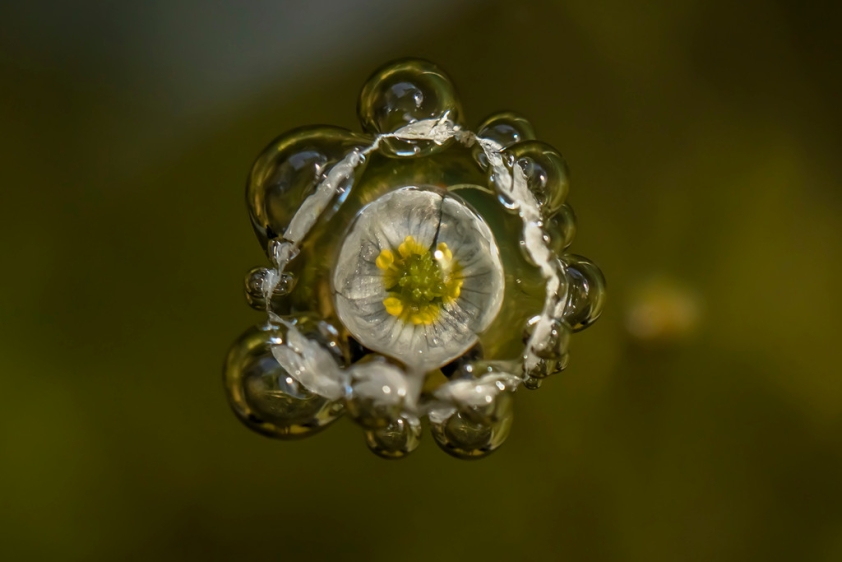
(333, 187), (504, 371)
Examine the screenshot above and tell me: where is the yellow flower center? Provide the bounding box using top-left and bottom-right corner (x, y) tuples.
(376, 235), (463, 325)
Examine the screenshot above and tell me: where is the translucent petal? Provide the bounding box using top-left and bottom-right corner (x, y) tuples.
(333, 187), (504, 370)
(346, 360), (411, 428)
(271, 324), (345, 400)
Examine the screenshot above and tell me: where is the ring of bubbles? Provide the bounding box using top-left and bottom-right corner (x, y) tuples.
(224, 59), (606, 459)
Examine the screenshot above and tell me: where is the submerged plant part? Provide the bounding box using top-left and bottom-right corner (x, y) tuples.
(333, 187), (504, 372)
(224, 59), (605, 459)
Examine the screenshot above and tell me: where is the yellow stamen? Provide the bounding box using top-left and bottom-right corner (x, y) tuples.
(435, 242), (453, 263)
(410, 305), (439, 325)
(382, 269), (399, 289)
(445, 281), (462, 303)
(444, 260), (463, 304)
(383, 296), (404, 317)
(398, 235), (426, 258)
(379, 236), (461, 326)
(376, 248), (394, 270)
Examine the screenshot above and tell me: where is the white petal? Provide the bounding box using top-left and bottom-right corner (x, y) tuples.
(333, 187), (504, 370)
(349, 361), (412, 409)
(435, 372), (520, 408)
(271, 325), (345, 400)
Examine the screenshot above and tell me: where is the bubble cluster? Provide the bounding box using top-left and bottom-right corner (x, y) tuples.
(225, 59), (605, 459)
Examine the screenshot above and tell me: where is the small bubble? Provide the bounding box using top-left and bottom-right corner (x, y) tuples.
(546, 204), (577, 254)
(477, 111), (536, 148)
(504, 141), (569, 217)
(365, 416), (422, 459)
(244, 267), (295, 312)
(524, 316), (571, 360)
(562, 255), (607, 332)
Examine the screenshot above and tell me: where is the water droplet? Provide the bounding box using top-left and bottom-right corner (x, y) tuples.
(244, 267), (296, 312)
(459, 383), (515, 426)
(546, 204), (577, 254)
(477, 111), (536, 148)
(358, 58), (462, 158)
(365, 416), (422, 459)
(524, 316), (572, 360)
(430, 401), (514, 459)
(287, 313), (350, 366)
(246, 126), (371, 253)
(503, 141), (569, 217)
(523, 355), (567, 379)
(563, 255), (607, 332)
(223, 324), (344, 439)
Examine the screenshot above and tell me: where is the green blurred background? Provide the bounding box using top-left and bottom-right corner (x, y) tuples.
(2, 0), (841, 560)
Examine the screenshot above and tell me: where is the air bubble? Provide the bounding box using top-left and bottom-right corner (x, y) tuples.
(430, 404), (513, 460)
(244, 267), (295, 312)
(246, 126), (371, 252)
(358, 58), (462, 158)
(223, 324), (344, 439)
(504, 141), (570, 217)
(563, 255), (607, 332)
(365, 416), (422, 459)
(524, 316), (572, 360)
(545, 204), (577, 254)
(477, 111), (536, 148)
(429, 372), (516, 459)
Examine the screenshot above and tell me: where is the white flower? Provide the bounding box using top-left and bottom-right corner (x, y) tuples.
(333, 187), (504, 371)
